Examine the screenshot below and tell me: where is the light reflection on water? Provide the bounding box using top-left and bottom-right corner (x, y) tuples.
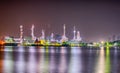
(4, 48), (14, 73)
(68, 47), (82, 73)
(15, 49), (25, 73)
(0, 46), (120, 73)
(94, 47), (105, 73)
(58, 47), (67, 73)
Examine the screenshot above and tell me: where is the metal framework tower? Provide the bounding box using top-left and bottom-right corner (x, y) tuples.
(61, 24), (68, 42)
(31, 24), (35, 40)
(76, 31), (82, 41)
(73, 26), (76, 40)
(20, 25), (23, 43)
(40, 29), (45, 40)
(50, 33), (55, 41)
(63, 24), (66, 36)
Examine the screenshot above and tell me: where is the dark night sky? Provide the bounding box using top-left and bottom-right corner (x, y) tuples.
(0, 0), (120, 42)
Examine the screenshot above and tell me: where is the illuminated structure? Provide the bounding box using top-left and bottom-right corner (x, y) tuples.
(71, 26), (82, 42)
(40, 29), (45, 40)
(76, 31), (82, 42)
(60, 24), (68, 42)
(20, 25), (23, 43)
(73, 26), (76, 41)
(31, 24), (35, 41)
(4, 36), (14, 43)
(50, 33), (55, 42)
(2, 24), (87, 46)
(3, 24), (120, 47)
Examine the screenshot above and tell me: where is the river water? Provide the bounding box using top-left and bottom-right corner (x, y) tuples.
(0, 46), (120, 73)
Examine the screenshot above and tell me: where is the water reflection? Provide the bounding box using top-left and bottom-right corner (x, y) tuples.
(105, 47), (111, 73)
(0, 46), (120, 73)
(15, 47), (26, 73)
(4, 47), (14, 73)
(29, 46), (36, 53)
(94, 47), (105, 73)
(68, 47), (82, 73)
(58, 47), (68, 73)
(86, 48), (96, 73)
(0, 59), (3, 73)
(16, 46), (25, 52)
(44, 47), (50, 73)
(39, 46), (45, 53)
(94, 47), (111, 73)
(111, 48), (118, 73)
(0, 46), (4, 73)
(71, 47), (81, 54)
(27, 51), (37, 73)
(49, 50), (56, 73)
(38, 47), (50, 73)
(4, 46), (13, 52)
(60, 47), (67, 54)
(38, 47), (45, 73)
(49, 47), (55, 53)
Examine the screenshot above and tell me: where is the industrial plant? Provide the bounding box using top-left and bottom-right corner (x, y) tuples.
(0, 24), (120, 48)
(0, 24), (83, 46)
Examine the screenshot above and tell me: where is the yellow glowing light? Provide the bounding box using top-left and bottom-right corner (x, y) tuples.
(101, 41), (104, 44)
(40, 40), (45, 45)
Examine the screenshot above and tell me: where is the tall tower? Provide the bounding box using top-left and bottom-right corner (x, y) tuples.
(40, 29), (45, 40)
(73, 26), (76, 40)
(60, 24), (68, 42)
(20, 25), (23, 43)
(76, 31), (82, 41)
(50, 33), (55, 42)
(63, 24), (66, 36)
(31, 24), (35, 40)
